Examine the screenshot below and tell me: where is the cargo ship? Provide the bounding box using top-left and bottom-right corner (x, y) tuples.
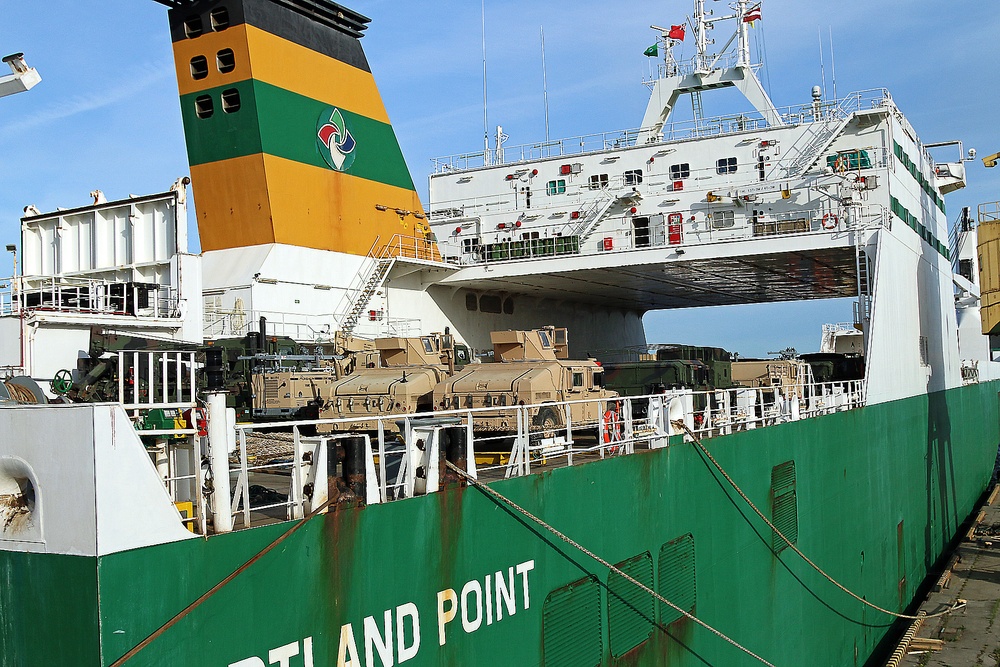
(1, 1), (999, 666)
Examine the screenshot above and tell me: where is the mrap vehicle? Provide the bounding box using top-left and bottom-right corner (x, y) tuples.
(432, 327), (617, 439)
(316, 332), (464, 433)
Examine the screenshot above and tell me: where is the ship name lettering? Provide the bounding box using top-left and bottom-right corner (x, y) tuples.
(437, 559), (534, 646)
(229, 637), (314, 667)
(337, 601), (420, 667)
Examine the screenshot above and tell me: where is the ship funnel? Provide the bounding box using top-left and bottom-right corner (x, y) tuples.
(164, 0), (427, 257)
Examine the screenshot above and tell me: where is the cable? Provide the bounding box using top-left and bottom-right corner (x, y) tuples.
(109, 495), (339, 666)
(671, 421), (964, 621)
(444, 460), (778, 667)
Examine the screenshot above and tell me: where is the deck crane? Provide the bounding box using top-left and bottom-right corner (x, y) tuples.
(0, 53), (40, 99)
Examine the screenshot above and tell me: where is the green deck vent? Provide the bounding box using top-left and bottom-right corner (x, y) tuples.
(658, 534), (696, 625)
(542, 576), (602, 667)
(608, 552), (654, 657)
(771, 461), (798, 554)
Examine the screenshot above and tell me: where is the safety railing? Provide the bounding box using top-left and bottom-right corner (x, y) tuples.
(118, 350), (198, 410)
(117, 349), (206, 534)
(203, 308), (422, 341)
(431, 89), (894, 173)
(221, 378), (866, 531)
(435, 202), (891, 267)
(0, 276), (180, 319)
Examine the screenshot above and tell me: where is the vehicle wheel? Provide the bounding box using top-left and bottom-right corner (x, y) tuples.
(530, 407), (561, 444)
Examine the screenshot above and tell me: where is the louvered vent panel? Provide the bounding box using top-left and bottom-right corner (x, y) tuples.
(608, 553), (654, 658)
(658, 534), (696, 625)
(542, 576), (602, 667)
(771, 460), (796, 495)
(771, 461), (798, 554)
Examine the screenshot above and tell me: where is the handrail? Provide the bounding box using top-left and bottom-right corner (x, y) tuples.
(431, 89), (893, 173)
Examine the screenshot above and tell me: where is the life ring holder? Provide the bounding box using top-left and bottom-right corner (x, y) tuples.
(822, 213), (839, 230)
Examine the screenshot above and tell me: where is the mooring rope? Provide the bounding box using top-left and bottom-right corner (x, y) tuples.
(671, 420), (964, 621)
(109, 495), (337, 666)
(444, 460), (778, 667)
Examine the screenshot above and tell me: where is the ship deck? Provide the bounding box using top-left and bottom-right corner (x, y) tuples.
(436, 231), (861, 310)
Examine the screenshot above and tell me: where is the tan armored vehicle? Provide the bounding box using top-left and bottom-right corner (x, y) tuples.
(433, 327), (617, 438)
(251, 334), (379, 420)
(731, 359), (813, 394)
(317, 332), (461, 433)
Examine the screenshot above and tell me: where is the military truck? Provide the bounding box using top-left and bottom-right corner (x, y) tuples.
(249, 333), (379, 421)
(432, 327), (616, 441)
(600, 344), (734, 396)
(317, 332), (464, 433)
(731, 359), (813, 393)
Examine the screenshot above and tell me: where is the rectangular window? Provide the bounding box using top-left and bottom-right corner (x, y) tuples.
(572, 372), (584, 388)
(591, 370), (604, 389)
(711, 210), (736, 229)
(717, 157), (738, 174)
(670, 163), (691, 179)
(546, 179), (566, 195)
(624, 170), (643, 186)
(588, 174), (609, 190)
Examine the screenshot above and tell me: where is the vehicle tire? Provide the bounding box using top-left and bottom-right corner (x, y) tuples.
(530, 407), (561, 444)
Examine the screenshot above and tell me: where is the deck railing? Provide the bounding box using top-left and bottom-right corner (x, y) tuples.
(221, 378), (866, 531)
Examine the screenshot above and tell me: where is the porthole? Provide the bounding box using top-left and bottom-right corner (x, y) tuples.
(210, 7), (231, 31)
(189, 55), (209, 80)
(195, 95), (214, 119)
(221, 88), (241, 114)
(184, 15), (204, 39)
(217, 48), (236, 74)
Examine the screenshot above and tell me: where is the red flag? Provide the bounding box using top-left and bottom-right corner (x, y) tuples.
(743, 4), (762, 23)
(668, 25), (686, 41)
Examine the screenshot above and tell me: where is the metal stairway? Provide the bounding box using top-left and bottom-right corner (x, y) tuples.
(770, 114), (854, 180)
(339, 256), (395, 336)
(572, 189), (635, 245)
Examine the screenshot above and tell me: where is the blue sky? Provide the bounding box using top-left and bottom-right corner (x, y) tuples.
(2, 1), (998, 356)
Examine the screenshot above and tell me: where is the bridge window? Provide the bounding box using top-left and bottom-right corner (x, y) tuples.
(184, 15), (204, 38)
(189, 55), (209, 80)
(503, 298), (514, 315)
(195, 95), (214, 119)
(589, 174), (609, 190)
(210, 7), (231, 31)
(717, 157), (738, 174)
(217, 48), (236, 74)
(624, 170), (643, 186)
(465, 293), (478, 311)
(547, 179), (566, 195)
(669, 163), (690, 179)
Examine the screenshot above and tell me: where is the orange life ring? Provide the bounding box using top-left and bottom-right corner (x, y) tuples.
(822, 213), (838, 230)
(603, 407), (622, 444)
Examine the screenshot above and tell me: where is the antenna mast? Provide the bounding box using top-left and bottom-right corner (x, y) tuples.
(541, 26), (550, 144)
(481, 0), (490, 166)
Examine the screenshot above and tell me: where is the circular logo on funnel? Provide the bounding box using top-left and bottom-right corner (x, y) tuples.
(317, 107), (357, 172)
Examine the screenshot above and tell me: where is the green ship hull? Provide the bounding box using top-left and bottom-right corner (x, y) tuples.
(2, 380), (996, 667)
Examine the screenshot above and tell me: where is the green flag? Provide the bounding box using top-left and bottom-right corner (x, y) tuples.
(643, 44), (658, 57)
